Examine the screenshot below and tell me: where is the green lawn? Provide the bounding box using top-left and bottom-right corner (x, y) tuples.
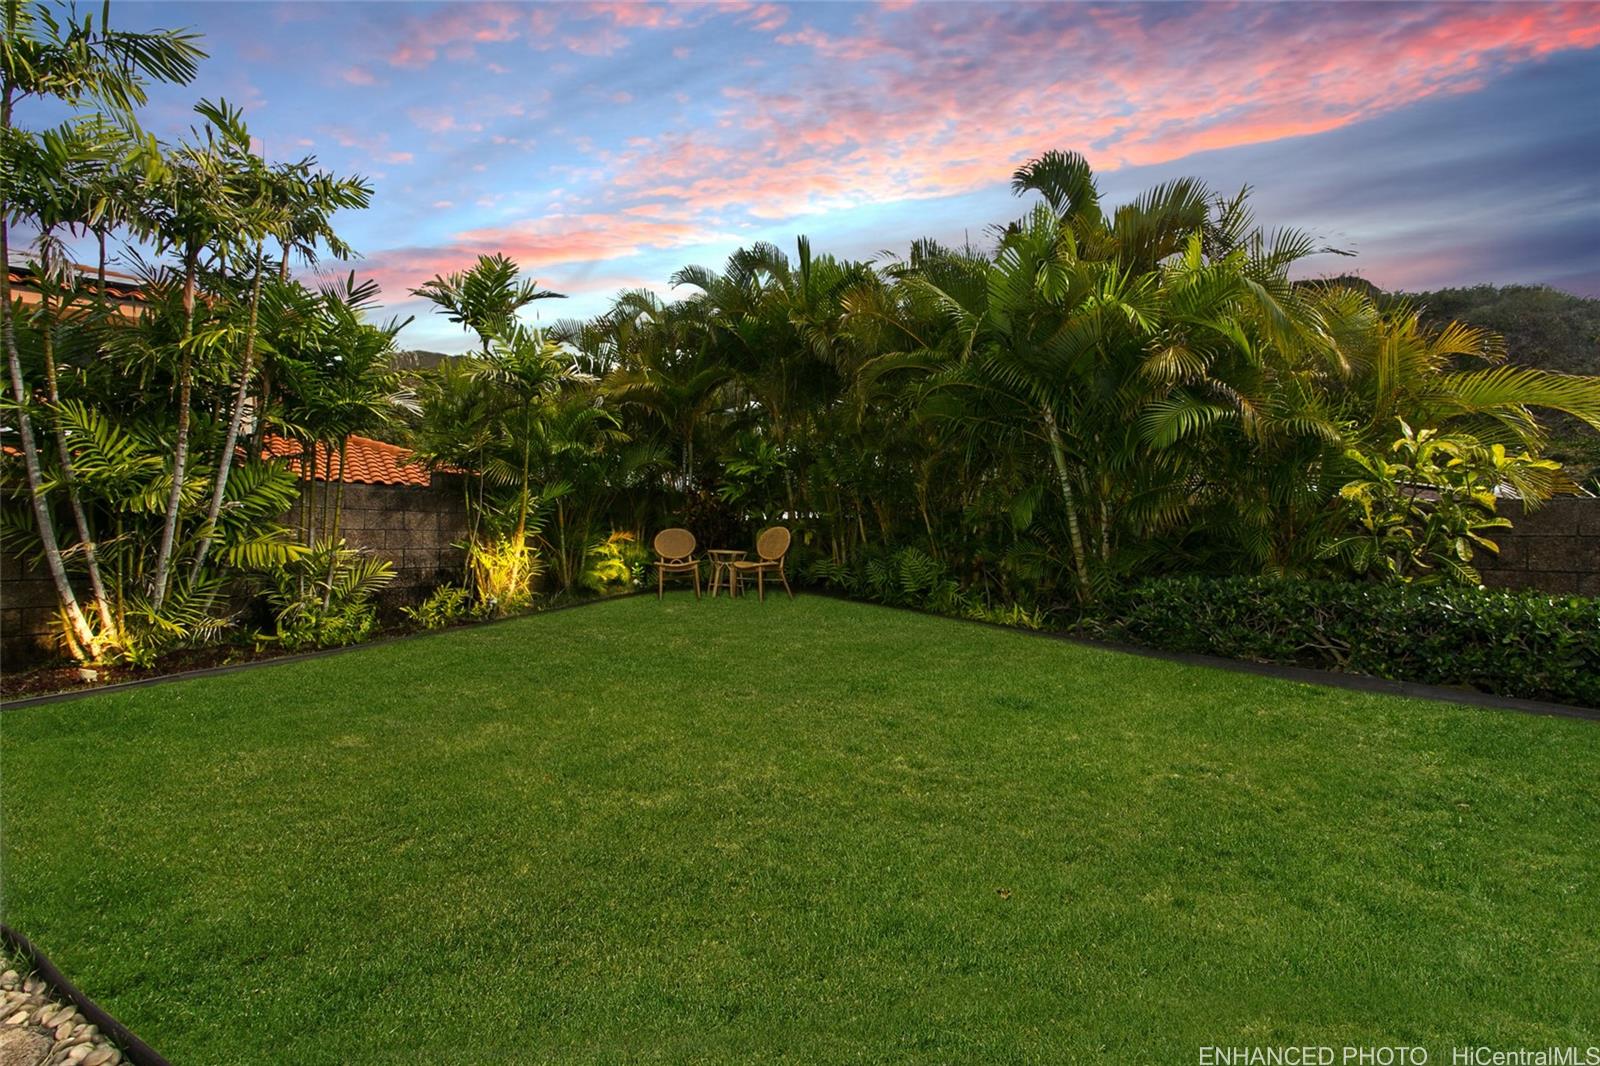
(2, 594), (1596, 1063)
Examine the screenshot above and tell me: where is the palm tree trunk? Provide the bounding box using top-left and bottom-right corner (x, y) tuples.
(37, 244), (118, 638)
(1042, 405), (1093, 601)
(320, 438), (348, 612)
(514, 401), (531, 543)
(190, 240), (266, 581)
(96, 229), (108, 308)
(0, 194), (99, 657)
(150, 248), (199, 608)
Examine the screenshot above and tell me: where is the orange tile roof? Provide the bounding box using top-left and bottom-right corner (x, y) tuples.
(262, 434), (434, 487)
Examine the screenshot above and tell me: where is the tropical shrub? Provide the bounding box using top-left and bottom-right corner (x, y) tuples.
(579, 531), (645, 594)
(1322, 421), (1562, 585)
(810, 546), (971, 615)
(1086, 576), (1600, 707)
(261, 541), (395, 650)
(402, 584), (478, 630)
(466, 538), (539, 617)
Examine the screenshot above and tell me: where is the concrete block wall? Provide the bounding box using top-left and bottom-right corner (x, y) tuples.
(1, 475), (470, 669)
(1, 550), (64, 670)
(282, 475), (470, 603)
(1476, 496), (1600, 595)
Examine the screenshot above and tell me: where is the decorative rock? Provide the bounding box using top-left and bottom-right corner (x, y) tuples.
(0, 1025), (53, 1066)
(0, 956), (123, 1066)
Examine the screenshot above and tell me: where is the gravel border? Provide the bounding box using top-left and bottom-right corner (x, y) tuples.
(0, 928), (158, 1066)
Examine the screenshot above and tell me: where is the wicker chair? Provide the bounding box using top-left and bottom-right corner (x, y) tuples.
(652, 528), (701, 600)
(732, 526), (793, 601)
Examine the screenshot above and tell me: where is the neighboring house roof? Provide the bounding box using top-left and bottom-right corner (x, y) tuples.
(6, 264), (148, 316)
(262, 434), (435, 488)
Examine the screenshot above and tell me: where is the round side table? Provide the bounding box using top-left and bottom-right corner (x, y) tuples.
(707, 549), (747, 597)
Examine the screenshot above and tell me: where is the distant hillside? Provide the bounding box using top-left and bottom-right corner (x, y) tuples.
(391, 349), (456, 372)
(1403, 284), (1600, 377)
(1406, 284), (1599, 485)
(1307, 279), (1600, 484)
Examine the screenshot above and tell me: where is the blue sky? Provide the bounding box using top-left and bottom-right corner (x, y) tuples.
(27, 1), (1600, 352)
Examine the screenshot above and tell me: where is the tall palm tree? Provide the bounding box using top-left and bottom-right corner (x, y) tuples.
(410, 253), (564, 352)
(596, 290), (730, 486)
(1, 0), (202, 655)
(130, 98), (256, 608)
(189, 154), (371, 581)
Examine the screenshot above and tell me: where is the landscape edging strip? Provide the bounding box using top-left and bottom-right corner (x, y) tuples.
(4, 587), (1593, 720)
(0, 592), (642, 711)
(805, 591), (1600, 722)
(0, 923), (170, 1066)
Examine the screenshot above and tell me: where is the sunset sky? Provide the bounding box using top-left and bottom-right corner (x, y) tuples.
(35, 1), (1600, 352)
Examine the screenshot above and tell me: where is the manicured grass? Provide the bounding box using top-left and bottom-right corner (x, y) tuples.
(2, 594), (1597, 1063)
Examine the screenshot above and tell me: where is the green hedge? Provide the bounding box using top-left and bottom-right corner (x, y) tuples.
(1083, 577), (1600, 708)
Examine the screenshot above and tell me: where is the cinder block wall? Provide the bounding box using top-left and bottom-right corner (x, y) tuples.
(1, 475), (469, 669)
(1, 550), (63, 669)
(1477, 496), (1600, 595)
(282, 475), (470, 603)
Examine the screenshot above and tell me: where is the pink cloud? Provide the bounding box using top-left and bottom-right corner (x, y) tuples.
(341, 65), (377, 85)
(384, 2), (528, 68)
(741, 4), (789, 32)
(612, 2), (1600, 220)
(388, 42), (436, 69)
(407, 107), (457, 134)
(565, 27), (628, 56)
(585, 3), (683, 30)
(357, 213), (728, 297)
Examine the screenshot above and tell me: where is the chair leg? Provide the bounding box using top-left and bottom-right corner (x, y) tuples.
(693, 566), (701, 599)
(657, 566), (663, 600)
(758, 569), (765, 602)
(780, 564), (792, 599)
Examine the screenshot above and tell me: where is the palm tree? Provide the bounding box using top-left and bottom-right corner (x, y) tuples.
(189, 154), (371, 582)
(1, 0), (203, 656)
(8, 116), (135, 642)
(130, 98), (257, 608)
(410, 253), (564, 352)
(594, 290), (730, 486)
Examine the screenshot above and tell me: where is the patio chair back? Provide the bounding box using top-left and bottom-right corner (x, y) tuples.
(755, 526), (791, 561)
(654, 527), (697, 562)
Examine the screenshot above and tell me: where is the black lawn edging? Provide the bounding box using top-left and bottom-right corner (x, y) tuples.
(0, 923), (169, 1066)
(0, 592), (643, 712)
(805, 590), (1600, 723)
(4, 587), (1594, 721)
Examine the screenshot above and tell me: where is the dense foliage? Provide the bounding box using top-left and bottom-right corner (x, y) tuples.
(1407, 283), (1600, 483)
(2, 2), (398, 661)
(4, 3), (1599, 689)
(1085, 576), (1600, 707)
